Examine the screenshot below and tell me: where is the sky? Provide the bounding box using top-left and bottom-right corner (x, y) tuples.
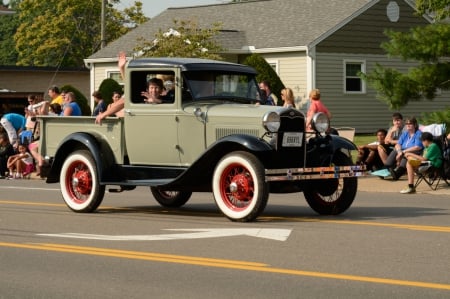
(117, 0), (223, 18)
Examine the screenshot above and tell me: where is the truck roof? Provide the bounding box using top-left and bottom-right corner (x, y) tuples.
(127, 57), (257, 74)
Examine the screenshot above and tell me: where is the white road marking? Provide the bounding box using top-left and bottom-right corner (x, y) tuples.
(38, 228), (292, 241)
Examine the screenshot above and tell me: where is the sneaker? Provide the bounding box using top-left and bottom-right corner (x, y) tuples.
(389, 168), (399, 181)
(400, 186), (416, 194)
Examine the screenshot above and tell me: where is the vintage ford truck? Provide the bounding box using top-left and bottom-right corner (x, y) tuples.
(39, 58), (365, 222)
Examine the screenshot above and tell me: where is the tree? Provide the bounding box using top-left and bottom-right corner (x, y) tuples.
(0, 0), (20, 65)
(361, 1), (450, 111)
(133, 19), (223, 60)
(242, 53), (285, 105)
(13, 0), (148, 67)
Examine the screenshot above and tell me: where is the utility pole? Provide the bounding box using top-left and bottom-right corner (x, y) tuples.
(100, 0), (106, 48)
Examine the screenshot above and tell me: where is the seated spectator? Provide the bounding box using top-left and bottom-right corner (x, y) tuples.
(6, 142), (34, 179)
(0, 132), (15, 178)
(378, 112), (404, 165)
(356, 128), (387, 171)
(49, 103), (62, 115)
(400, 132), (443, 194)
(386, 116), (423, 180)
(61, 92), (82, 116)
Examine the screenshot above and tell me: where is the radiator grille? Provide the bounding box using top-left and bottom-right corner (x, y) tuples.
(216, 128), (260, 140)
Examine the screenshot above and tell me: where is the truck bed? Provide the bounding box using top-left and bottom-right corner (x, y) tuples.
(38, 116), (125, 163)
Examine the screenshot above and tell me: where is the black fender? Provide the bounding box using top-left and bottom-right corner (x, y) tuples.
(161, 134), (273, 191)
(46, 132), (118, 183)
(329, 134), (357, 152)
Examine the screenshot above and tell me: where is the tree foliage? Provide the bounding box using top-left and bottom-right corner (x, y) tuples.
(13, 0), (148, 67)
(0, 0), (20, 65)
(361, 0), (450, 111)
(242, 53), (285, 105)
(133, 19), (223, 60)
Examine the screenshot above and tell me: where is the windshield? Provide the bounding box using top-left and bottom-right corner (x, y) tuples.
(183, 71), (259, 103)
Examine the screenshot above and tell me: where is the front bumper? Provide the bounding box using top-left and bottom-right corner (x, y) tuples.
(265, 165), (367, 182)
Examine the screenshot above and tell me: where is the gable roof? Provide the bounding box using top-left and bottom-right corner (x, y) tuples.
(88, 0), (412, 60)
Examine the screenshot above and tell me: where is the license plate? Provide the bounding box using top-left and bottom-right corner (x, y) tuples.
(282, 132), (303, 147)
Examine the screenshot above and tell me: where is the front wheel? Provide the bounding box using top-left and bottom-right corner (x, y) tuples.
(303, 152), (357, 215)
(150, 187), (192, 208)
(212, 151), (269, 222)
(60, 150), (105, 212)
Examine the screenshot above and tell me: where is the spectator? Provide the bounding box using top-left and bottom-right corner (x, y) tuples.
(0, 132), (15, 178)
(387, 116), (423, 180)
(357, 128), (387, 171)
(6, 142), (34, 179)
(49, 103), (62, 115)
(305, 89), (331, 130)
(61, 92), (82, 116)
(0, 113), (26, 149)
(400, 132), (442, 194)
(281, 88), (295, 108)
(378, 112), (404, 165)
(259, 80), (277, 106)
(48, 86), (63, 106)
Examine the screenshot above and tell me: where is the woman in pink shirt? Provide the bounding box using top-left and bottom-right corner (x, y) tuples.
(305, 89), (331, 130)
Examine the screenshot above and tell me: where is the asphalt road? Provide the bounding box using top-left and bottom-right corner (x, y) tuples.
(1, 179), (449, 298)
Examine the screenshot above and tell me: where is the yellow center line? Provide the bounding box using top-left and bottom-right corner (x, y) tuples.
(1, 242), (449, 291)
(0, 200), (65, 207)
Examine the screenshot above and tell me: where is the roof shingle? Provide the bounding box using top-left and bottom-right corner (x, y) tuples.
(89, 0), (373, 59)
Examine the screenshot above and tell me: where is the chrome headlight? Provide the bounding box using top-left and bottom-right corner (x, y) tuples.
(262, 111), (280, 133)
(311, 112), (330, 134)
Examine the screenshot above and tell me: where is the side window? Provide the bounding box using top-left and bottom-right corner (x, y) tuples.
(129, 71), (175, 104)
(344, 60), (366, 94)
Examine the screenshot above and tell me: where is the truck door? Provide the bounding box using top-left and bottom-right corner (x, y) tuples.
(124, 70), (181, 166)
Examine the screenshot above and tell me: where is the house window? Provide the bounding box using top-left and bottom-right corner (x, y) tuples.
(266, 59), (279, 74)
(344, 61), (365, 93)
(108, 71), (124, 85)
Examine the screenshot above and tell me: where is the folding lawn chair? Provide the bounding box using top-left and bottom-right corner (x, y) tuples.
(414, 124), (450, 190)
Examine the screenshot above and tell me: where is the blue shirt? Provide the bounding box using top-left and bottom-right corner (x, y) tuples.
(398, 130), (423, 150)
(3, 113), (26, 130)
(61, 102), (82, 116)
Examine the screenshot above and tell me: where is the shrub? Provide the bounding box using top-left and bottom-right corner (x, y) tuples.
(242, 53), (285, 105)
(98, 78), (123, 108)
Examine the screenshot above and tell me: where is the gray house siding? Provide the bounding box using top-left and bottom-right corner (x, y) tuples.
(316, 0), (428, 54)
(315, 52), (449, 133)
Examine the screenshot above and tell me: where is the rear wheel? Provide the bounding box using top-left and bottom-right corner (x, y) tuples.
(303, 152), (357, 215)
(60, 150), (105, 212)
(212, 151), (268, 222)
(150, 187), (192, 208)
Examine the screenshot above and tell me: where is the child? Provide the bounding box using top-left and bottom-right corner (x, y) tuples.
(6, 142), (34, 179)
(400, 132), (442, 194)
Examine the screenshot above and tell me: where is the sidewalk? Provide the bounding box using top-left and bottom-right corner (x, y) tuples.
(358, 175), (450, 195)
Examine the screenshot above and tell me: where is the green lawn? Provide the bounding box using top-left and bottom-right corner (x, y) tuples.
(353, 134), (377, 146)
